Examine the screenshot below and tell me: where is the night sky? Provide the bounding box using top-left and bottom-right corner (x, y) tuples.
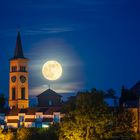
(0, 0), (140, 99)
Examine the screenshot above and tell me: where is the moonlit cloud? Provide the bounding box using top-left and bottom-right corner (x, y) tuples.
(0, 24), (79, 38)
(24, 26), (74, 35)
(29, 81), (84, 96)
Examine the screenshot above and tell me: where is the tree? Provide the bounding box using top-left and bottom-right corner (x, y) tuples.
(111, 107), (136, 139)
(16, 128), (32, 140)
(15, 126), (59, 140)
(61, 96), (76, 113)
(59, 89), (113, 140)
(59, 89), (136, 140)
(120, 85), (137, 103)
(0, 94), (6, 109)
(0, 128), (14, 140)
(104, 88), (118, 107)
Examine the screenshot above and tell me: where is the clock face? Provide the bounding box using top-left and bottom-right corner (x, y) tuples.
(20, 76), (26, 83)
(11, 76), (16, 83)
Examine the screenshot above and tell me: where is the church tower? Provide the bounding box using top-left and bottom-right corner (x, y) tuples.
(9, 31), (29, 109)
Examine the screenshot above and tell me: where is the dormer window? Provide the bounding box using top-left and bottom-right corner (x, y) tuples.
(20, 66), (26, 72)
(11, 66), (17, 72)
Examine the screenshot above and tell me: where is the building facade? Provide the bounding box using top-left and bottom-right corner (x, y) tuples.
(5, 107), (64, 128)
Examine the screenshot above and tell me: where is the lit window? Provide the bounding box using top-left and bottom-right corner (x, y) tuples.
(11, 66), (17, 72)
(20, 66), (26, 72)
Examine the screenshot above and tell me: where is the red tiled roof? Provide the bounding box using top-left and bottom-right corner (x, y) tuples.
(7, 119), (18, 123)
(6, 106), (62, 116)
(25, 118), (35, 122)
(26, 108), (37, 115)
(6, 108), (19, 116)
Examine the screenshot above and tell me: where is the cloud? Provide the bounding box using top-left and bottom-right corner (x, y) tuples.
(24, 26), (74, 35)
(0, 24), (78, 38)
(29, 81), (84, 96)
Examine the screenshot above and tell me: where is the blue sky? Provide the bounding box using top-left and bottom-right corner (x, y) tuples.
(0, 0), (140, 98)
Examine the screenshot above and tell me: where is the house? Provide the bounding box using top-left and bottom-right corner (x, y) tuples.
(37, 89), (62, 107)
(5, 107), (64, 128)
(119, 82), (140, 107)
(119, 81), (140, 133)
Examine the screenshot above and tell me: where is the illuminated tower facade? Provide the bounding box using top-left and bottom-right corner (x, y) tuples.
(9, 32), (29, 109)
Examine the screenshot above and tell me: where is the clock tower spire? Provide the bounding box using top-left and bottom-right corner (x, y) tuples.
(14, 31), (24, 59)
(9, 31), (29, 109)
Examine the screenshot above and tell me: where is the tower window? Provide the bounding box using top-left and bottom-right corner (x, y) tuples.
(20, 66), (26, 72)
(11, 66), (17, 72)
(21, 87), (25, 99)
(12, 88), (16, 100)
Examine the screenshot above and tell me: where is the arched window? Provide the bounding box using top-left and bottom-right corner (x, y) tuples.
(11, 66), (17, 72)
(20, 66), (26, 72)
(12, 87), (16, 100)
(21, 87), (25, 99)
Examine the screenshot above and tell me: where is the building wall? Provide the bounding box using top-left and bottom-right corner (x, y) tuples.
(5, 112), (64, 128)
(25, 115), (35, 119)
(24, 122), (35, 127)
(9, 59), (29, 109)
(129, 108), (139, 133)
(7, 123), (18, 128)
(38, 95), (61, 107)
(6, 115), (19, 120)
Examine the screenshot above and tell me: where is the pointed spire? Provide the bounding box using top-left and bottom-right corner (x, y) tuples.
(13, 31), (24, 59)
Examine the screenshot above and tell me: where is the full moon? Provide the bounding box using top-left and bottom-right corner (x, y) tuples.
(42, 60), (62, 81)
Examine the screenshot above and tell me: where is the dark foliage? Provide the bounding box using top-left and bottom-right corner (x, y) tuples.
(0, 94), (6, 109)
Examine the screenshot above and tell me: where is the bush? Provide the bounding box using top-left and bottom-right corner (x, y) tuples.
(0, 128), (14, 140)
